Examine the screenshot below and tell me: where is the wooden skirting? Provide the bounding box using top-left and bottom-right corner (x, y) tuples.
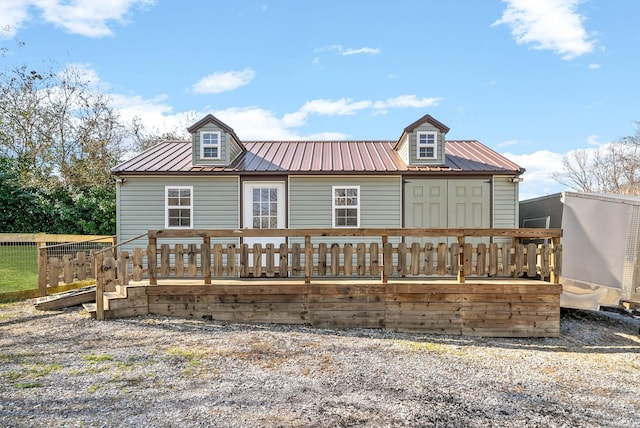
(95, 279), (562, 337)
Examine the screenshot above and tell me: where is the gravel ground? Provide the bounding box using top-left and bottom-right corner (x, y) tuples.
(1, 300), (639, 428)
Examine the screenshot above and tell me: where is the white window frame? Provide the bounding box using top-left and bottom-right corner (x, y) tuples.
(165, 186), (193, 229)
(200, 131), (221, 160)
(332, 185), (360, 228)
(416, 132), (437, 160)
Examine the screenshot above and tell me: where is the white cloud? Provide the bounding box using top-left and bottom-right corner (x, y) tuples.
(192, 68), (256, 94)
(1, 0), (155, 38)
(0, 0), (31, 39)
(342, 47), (381, 56)
(374, 95), (441, 110)
(315, 44), (381, 56)
(301, 98), (372, 116)
(588, 63), (601, 69)
(503, 150), (567, 200)
(585, 134), (600, 146)
(493, 0), (595, 60)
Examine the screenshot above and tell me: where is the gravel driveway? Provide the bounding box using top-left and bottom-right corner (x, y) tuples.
(1, 300), (639, 427)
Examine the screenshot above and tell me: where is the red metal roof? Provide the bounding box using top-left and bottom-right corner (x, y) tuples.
(112, 140), (522, 175)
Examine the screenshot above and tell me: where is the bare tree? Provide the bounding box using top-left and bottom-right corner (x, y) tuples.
(130, 112), (194, 153)
(553, 125), (640, 195)
(0, 64), (127, 189)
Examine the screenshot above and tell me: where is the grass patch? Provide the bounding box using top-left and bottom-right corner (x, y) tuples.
(83, 354), (114, 363)
(0, 245), (38, 293)
(4, 363), (63, 388)
(15, 382), (43, 389)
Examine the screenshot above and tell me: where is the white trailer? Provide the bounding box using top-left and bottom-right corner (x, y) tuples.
(520, 192), (640, 310)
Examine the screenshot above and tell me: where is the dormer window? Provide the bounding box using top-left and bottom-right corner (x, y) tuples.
(417, 132), (437, 159)
(201, 131), (221, 159)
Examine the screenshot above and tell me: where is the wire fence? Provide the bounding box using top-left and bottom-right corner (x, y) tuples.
(0, 233), (115, 294)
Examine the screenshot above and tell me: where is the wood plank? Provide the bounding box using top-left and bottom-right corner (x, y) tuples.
(423, 243), (434, 275)
(34, 286), (96, 310)
(105, 295), (148, 310)
(310, 302), (386, 311)
(386, 301), (463, 311)
(174, 243), (184, 277)
(527, 243), (537, 277)
(148, 227), (562, 240)
(160, 244), (170, 277)
(357, 243), (366, 276)
(476, 243), (486, 276)
(437, 243), (447, 276)
(462, 312), (559, 321)
(389, 293), (463, 303)
(330, 243), (340, 276)
(386, 310), (463, 320)
(369, 242), (379, 276)
(387, 283), (462, 294)
(462, 302), (559, 312)
(317, 243), (327, 276)
(386, 319), (462, 329)
(309, 294), (384, 304)
(462, 293), (560, 303)
(279, 243), (288, 277)
(310, 284), (386, 295)
(344, 243), (353, 276)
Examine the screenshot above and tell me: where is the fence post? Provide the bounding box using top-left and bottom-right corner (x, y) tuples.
(381, 235), (389, 283)
(95, 252), (105, 321)
(304, 235), (312, 284)
(457, 236), (465, 284)
(38, 245), (48, 297)
(148, 236), (157, 285)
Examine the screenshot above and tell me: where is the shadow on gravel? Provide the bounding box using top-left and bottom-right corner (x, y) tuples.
(104, 307), (640, 355)
(3, 303), (639, 355)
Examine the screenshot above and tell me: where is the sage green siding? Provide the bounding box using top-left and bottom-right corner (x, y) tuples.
(117, 176), (239, 252)
(289, 175), (402, 247)
(289, 175), (402, 228)
(407, 123), (446, 165)
(493, 176), (519, 228)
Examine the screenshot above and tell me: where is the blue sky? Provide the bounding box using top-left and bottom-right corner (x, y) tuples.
(1, 0), (639, 200)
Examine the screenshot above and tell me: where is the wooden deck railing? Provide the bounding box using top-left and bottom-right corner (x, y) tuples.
(93, 228), (562, 320)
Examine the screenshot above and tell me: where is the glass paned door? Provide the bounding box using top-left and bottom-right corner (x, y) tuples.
(243, 182), (286, 271)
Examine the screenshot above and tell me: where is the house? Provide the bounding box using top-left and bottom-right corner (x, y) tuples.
(87, 113), (569, 336)
(520, 192), (640, 310)
(112, 114), (524, 251)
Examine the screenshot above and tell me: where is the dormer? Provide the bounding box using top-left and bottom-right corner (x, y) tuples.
(187, 114), (245, 166)
(394, 114), (450, 166)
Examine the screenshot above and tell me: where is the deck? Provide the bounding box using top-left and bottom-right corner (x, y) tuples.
(37, 227), (563, 337)
(86, 277), (561, 337)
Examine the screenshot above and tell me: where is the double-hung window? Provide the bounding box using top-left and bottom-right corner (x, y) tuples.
(332, 186), (360, 228)
(165, 186), (193, 228)
(417, 132), (437, 160)
(200, 131), (221, 159)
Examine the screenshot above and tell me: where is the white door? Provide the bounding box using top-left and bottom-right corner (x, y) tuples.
(243, 182), (286, 268)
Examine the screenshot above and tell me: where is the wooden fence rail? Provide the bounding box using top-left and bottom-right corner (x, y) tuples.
(35, 235), (117, 296)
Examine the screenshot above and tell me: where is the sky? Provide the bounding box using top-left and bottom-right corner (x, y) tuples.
(1, 0), (639, 200)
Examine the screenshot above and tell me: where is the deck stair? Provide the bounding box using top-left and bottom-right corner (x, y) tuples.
(83, 285), (149, 319)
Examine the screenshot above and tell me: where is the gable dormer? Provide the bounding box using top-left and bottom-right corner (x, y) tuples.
(187, 114), (245, 166)
(394, 114), (450, 166)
